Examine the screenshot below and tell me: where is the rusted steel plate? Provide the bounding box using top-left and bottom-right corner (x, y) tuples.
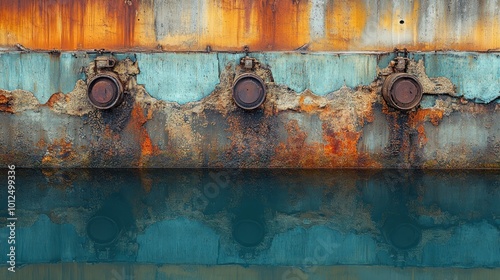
(1, 0), (500, 51)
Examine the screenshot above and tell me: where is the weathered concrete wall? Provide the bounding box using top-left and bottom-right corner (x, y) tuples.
(0, 169), (498, 269)
(0, 51), (499, 168)
(1, 0), (500, 51)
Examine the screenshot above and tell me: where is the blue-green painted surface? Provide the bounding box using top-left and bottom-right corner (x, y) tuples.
(136, 218), (220, 264)
(0, 52), (136, 104)
(215, 52), (379, 95)
(136, 53), (220, 104)
(1, 52), (500, 104)
(0, 52), (94, 104)
(413, 52), (500, 103)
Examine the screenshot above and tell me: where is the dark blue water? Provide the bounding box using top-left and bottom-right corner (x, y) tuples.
(0, 169), (499, 279)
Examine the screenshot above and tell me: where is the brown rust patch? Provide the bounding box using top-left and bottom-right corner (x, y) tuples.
(127, 104), (157, 166)
(46, 92), (65, 108)
(0, 92), (13, 113)
(42, 138), (77, 165)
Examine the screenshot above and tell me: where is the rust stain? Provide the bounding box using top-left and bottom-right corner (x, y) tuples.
(45, 92), (65, 108)
(382, 103), (446, 167)
(127, 104), (157, 166)
(0, 0), (139, 50)
(315, 0), (367, 50)
(0, 93), (13, 113)
(408, 108), (444, 149)
(271, 116), (379, 168)
(410, 109), (444, 127)
(202, 0), (310, 51)
(0, 0), (499, 51)
(42, 138), (75, 165)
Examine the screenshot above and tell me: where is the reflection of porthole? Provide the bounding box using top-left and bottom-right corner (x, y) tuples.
(382, 73), (423, 111)
(232, 73), (266, 110)
(387, 222), (422, 250)
(87, 74), (124, 109)
(383, 215), (422, 250)
(86, 216), (121, 246)
(232, 219), (265, 247)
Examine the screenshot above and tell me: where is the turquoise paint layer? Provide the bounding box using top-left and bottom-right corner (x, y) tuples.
(413, 53), (500, 103)
(136, 218), (220, 264)
(0, 53), (91, 104)
(136, 53), (220, 104)
(1, 52), (499, 104)
(250, 52), (378, 95)
(0, 215), (89, 263)
(216, 52), (379, 95)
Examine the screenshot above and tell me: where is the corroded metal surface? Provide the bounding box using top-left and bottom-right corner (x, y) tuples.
(1, 0), (500, 51)
(0, 52), (499, 168)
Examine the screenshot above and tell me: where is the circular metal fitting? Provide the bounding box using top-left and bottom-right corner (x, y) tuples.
(232, 219), (265, 247)
(383, 215), (422, 250)
(232, 73), (266, 110)
(87, 73), (124, 109)
(382, 73), (423, 111)
(86, 215), (122, 246)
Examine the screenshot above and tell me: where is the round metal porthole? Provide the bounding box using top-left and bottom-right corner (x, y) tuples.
(232, 219), (265, 247)
(87, 74), (124, 109)
(232, 73), (266, 110)
(86, 216), (121, 246)
(383, 216), (422, 250)
(382, 73), (423, 111)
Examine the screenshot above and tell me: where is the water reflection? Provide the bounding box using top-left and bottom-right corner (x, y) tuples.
(0, 169), (498, 268)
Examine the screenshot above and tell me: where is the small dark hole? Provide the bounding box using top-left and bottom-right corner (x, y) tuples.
(399, 20), (405, 24)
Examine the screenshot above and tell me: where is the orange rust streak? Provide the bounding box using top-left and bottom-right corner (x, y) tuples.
(1, 1), (499, 51)
(314, 0), (367, 51)
(0, 93), (13, 113)
(409, 108), (444, 147)
(0, 0), (139, 50)
(129, 104), (155, 158)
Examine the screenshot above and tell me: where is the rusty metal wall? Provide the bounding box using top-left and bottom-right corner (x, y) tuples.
(0, 51), (499, 168)
(1, 0), (500, 51)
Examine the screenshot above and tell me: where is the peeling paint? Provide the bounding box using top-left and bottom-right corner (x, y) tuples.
(0, 52), (499, 168)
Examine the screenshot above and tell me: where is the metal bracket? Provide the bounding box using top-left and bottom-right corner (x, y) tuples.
(95, 56), (117, 70)
(240, 56), (259, 70)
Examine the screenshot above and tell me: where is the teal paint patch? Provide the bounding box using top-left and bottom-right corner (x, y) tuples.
(1, 51), (499, 104)
(422, 221), (500, 267)
(250, 52), (379, 95)
(413, 52), (500, 103)
(136, 53), (220, 104)
(136, 217), (220, 264)
(0, 52), (91, 104)
(244, 226), (377, 265)
(0, 215), (89, 263)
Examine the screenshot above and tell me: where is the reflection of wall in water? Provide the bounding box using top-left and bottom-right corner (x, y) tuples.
(0, 169), (498, 267)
